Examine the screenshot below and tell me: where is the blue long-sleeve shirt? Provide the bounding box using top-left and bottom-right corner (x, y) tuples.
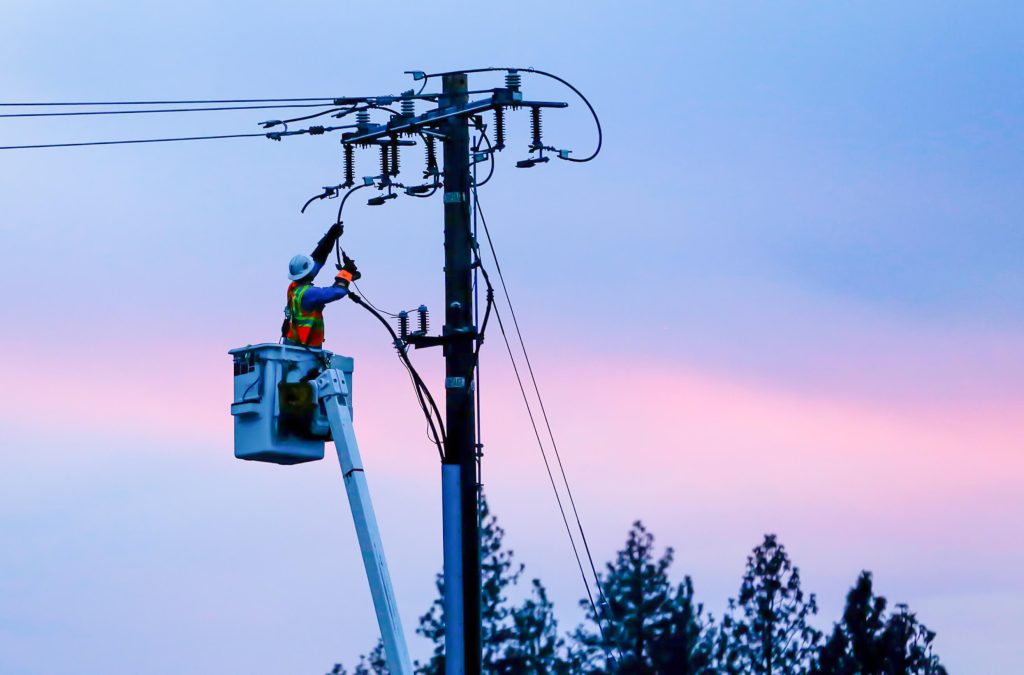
(299, 261), (349, 310)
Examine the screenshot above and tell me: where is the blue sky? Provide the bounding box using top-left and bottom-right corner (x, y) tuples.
(2, 1), (1022, 673)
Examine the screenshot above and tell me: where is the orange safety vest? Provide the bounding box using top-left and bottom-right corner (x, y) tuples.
(286, 282), (326, 347)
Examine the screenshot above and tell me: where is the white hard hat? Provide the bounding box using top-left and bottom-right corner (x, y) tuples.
(288, 254), (316, 281)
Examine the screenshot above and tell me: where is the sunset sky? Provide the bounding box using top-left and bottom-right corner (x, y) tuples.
(1, 2), (1022, 673)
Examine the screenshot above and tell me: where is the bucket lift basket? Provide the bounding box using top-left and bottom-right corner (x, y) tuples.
(229, 343), (353, 465)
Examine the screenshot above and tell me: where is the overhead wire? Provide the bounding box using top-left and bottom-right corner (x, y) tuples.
(0, 97), (337, 106)
(422, 66), (602, 162)
(0, 132), (269, 151)
(273, 106), (354, 126)
(470, 186), (615, 657)
(0, 102), (338, 119)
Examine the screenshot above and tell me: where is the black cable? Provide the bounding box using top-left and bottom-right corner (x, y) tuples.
(399, 355), (445, 448)
(275, 106), (354, 126)
(349, 293), (447, 459)
(0, 97), (336, 107)
(423, 66), (602, 162)
(473, 188), (616, 658)
(336, 184), (369, 225)
(0, 102), (337, 119)
(471, 127), (496, 188)
(488, 291), (607, 640)
(0, 132), (268, 151)
(351, 280), (400, 318)
(473, 194), (484, 491)
(409, 186), (439, 198)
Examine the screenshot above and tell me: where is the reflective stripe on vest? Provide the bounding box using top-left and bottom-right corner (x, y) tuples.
(286, 282), (325, 347)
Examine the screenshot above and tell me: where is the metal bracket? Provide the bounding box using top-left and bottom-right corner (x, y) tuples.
(315, 368), (350, 402)
(405, 328), (476, 350)
(341, 93), (567, 146)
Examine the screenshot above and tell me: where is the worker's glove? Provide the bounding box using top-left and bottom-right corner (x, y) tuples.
(327, 222), (343, 241)
(334, 254), (361, 288)
(342, 252), (362, 280)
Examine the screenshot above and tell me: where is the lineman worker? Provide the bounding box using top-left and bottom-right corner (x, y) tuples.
(282, 222), (361, 348)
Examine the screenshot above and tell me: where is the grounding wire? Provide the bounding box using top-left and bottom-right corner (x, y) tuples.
(0, 132), (269, 150)
(422, 67), (602, 163)
(472, 188), (616, 654)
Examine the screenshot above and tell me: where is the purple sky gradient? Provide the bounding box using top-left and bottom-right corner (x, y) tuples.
(2, 1), (1022, 673)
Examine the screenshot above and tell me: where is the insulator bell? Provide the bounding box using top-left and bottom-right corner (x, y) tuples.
(424, 136), (439, 177)
(379, 145), (390, 177)
(343, 144), (355, 187)
(505, 70), (521, 91)
(398, 311), (410, 340)
(390, 142), (400, 177)
(417, 305), (429, 334)
(530, 107), (543, 150)
(493, 107), (506, 151)
(356, 110), (371, 128)
(401, 99), (415, 117)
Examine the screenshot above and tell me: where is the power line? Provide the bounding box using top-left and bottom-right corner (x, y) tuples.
(0, 132), (268, 151)
(471, 186), (616, 657)
(0, 97), (336, 106)
(0, 102), (337, 119)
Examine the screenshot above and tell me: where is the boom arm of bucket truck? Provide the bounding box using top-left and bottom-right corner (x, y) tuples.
(314, 368), (413, 675)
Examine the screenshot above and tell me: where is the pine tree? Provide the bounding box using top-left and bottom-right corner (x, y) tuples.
(878, 604), (946, 674)
(648, 576), (716, 674)
(499, 578), (570, 674)
(812, 572), (946, 675)
(327, 640), (388, 675)
(575, 521), (713, 674)
(415, 493), (570, 674)
(716, 534), (821, 674)
(813, 571), (886, 674)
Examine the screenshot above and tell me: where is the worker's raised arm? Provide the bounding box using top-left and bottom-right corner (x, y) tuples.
(310, 222), (343, 266)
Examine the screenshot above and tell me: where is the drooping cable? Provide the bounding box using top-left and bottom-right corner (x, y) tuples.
(470, 185), (614, 654)
(351, 280), (400, 318)
(0, 132), (268, 151)
(335, 184), (369, 226)
(422, 66), (602, 162)
(349, 293), (446, 460)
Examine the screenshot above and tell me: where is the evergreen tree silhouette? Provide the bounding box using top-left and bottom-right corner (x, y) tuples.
(812, 571), (946, 675)
(575, 521), (714, 674)
(415, 493), (569, 674)
(715, 534), (821, 674)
